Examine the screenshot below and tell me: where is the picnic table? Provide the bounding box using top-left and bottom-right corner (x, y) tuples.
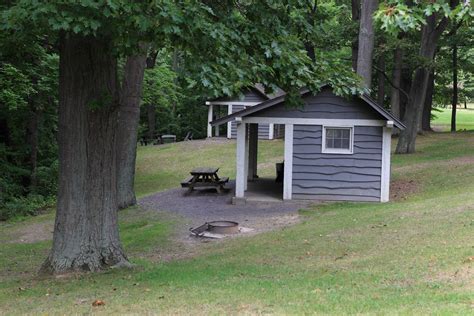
(181, 167), (229, 194)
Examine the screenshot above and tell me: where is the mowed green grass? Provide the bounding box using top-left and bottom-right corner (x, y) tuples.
(0, 134), (473, 314)
(432, 104), (474, 131)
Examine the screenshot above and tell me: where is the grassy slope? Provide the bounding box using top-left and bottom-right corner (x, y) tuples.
(0, 134), (473, 314)
(432, 104), (474, 132)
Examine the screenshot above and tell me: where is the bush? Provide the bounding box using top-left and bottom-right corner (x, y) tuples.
(0, 194), (55, 221)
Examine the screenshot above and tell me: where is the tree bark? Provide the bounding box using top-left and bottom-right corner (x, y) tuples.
(41, 34), (129, 273)
(351, 0), (361, 71)
(377, 54), (385, 106)
(116, 52), (147, 210)
(396, 14), (449, 154)
(356, 0), (378, 88)
(422, 70), (435, 131)
(451, 42), (458, 132)
(390, 48), (403, 120)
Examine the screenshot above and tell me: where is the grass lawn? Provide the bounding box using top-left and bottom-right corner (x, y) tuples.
(432, 104), (474, 131)
(0, 133), (473, 314)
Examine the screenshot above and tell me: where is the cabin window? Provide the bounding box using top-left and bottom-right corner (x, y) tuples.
(322, 126), (353, 154)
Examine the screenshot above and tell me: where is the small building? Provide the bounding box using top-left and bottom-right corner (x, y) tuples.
(211, 86), (405, 203)
(206, 85), (285, 139)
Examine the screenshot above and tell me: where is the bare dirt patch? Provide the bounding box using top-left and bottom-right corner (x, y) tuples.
(8, 222), (53, 244)
(427, 264), (474, 288)
(390, 179), (421, 201)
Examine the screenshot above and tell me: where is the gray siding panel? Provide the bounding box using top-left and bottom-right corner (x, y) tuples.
(292, 125), (383, 201)
(230, 105), (270, 139)
(253, 88), (380, 120)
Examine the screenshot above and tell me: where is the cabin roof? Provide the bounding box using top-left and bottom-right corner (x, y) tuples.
(210, 86), (405, 130)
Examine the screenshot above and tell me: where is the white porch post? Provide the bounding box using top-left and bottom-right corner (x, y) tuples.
(227, 105), (233, 139)
(248, 123), (258, 180)
(283, 124), (294, 200)
(207, 104), (213, 138)
(380, 126), (392, 202)
(235, 122), (247, 198)
(268, 123), (274, 140)
(244, 124), (249, 190)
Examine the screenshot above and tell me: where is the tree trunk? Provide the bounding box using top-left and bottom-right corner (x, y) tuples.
(27, 107), (40, 190)
(377, 54), (385, 106)
(41, 34), (129, 273)
(351, 0), (360, 71)
(147, 104), (156, 140)
(390, 48), (403, 119)
(396, 14), (448, 154)
(356, 0), (378, 88)
(116, 53), (147, 210)
(451, 42), (458, 132)
(422, 70), (435, 131)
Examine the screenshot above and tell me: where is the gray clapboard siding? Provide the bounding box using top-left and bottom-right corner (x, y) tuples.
(253, 87), (381, 120)
(230, 105), (271, 139)
(292, 125), (383, 201)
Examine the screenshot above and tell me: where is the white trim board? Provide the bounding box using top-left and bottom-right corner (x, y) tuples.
(235, 123), (247, 198)
(243, 117), (386, 127)
(206, 101), (261, 106)
(380, 127), (392, 202)
(283, 124), (294, 200)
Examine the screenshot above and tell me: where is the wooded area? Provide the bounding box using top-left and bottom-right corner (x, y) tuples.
(0, 1), (473, 274)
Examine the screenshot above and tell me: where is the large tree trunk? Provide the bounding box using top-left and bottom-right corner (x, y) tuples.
(356, 0), (378, 88)
(422, 70), (435, 131)
(390, 48), (403, 120)
(377, 54), (385, 106)
(396, 14), (448, 154)
(451, 42), (458, 132)
(116, 53), (147, 210)
(351, 0), (360, 71)
(41, 34), (129, 273)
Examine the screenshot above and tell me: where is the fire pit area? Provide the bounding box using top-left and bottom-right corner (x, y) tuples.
(190, 220), (253, 239)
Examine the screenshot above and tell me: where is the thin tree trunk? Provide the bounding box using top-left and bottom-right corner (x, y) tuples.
(396, 14), (449, 154)
(377, 54), (385, 106)
(390, 48), (403, 120)
(27, 107), (40, 190)
(41, 34), (129, 274)
(351, 0), (360, 71)
(451, 42), (458, 132)
(116, 52), (147, 210)
(422, 70), (435, 131)
(356, 0), (378, 88)
(147, 104), (156, 141)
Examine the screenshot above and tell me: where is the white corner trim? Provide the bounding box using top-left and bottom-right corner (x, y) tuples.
(235, 123), (246, 198)
(386, 120), (394, 128)
(283, 124), (294, 200)
(235, 117), (242, 122)
(380, 127), (392, 202)
(321, 125), (354, 155)
(227, 104), (233, 139)
(268, 123), (274, 140)
(243, 117), (386, 127)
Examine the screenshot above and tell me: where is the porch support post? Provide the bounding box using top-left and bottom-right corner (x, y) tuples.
(283, 124), (294, 200)
(215, 105), (220, 137)
(227, 105), (233, 139)
(380, 126), (392, 202)
(244, 123), (249, 190)
(235, 122), (247, 198)
(268, 123), (274, 140)
(207, 104), (213, 138)
(248, 123), (258, 180)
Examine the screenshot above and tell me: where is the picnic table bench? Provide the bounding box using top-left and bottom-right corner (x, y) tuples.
(181, 167), (229, 194)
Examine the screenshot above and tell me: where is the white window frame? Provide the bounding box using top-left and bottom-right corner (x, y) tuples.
(322, 125), (354, 155)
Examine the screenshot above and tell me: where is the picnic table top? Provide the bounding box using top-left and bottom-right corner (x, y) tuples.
(190, 167), (219, 175)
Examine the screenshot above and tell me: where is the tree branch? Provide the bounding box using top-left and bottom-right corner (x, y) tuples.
(372, 64), (411, 101)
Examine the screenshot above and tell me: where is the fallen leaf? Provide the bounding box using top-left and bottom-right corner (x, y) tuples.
(92, 300), (105, 307)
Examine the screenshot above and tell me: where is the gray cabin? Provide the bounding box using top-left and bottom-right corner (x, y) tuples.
(206, 86), (285, 139)
(211, 86), (405, 203)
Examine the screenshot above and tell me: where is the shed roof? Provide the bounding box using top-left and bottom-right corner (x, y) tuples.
(210, 86), (405, 130)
